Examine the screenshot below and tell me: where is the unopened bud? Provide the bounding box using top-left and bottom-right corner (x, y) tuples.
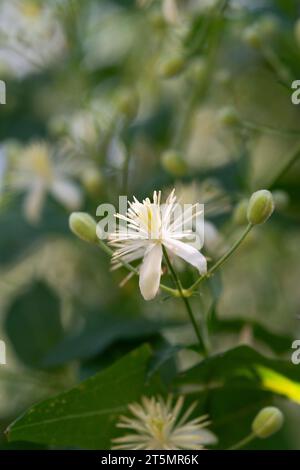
(159, 54), (185, 78)
(116, 89), (139, 121)
(232, 199), (248, 226)
(272, 190), (289, 212)
(252, 407), (284, 439)
(243, 16), (278, 50)
(69, 212), (97, 243)
(161, 150), (187, 176)
(82, 168), (103, 196)
(243, 25), (262, 49)
(218, 106), (240, 127)
(247, 190), (274, 225)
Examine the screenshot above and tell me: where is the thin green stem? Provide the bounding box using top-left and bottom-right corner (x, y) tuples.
(268, 143), (300, 189)
(188, 223), (253, 293)
(162, 246), (208, 355)
(173, 0), (229, 150)
(122, 143), (131, 195)
(242, 120), (300, 138)
(261, 45), (292, 89)
(207, 223), (253, 276)
(228, 432), (256, 450)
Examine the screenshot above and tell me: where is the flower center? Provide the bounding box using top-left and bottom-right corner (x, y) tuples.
(26, 145), (53, 182)
(148, 417), (168, 444)
(138, 204), (162, 240)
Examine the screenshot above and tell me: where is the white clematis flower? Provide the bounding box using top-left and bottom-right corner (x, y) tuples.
(108, 189), (207, 300)
(112, 395), (217, 450)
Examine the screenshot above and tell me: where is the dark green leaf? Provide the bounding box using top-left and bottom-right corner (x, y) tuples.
(0, 197), (68, 267)
(7, 345), (161, 449)
(5, 281), (64, 369)
(176, 345), (300, 404)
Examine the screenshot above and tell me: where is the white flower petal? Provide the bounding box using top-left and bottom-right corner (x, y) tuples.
(112, 395), (216, 450)
(163, 238), (207, 275)
(196, 429), (218, 445)
(139, 243), (162, 300)
(23, 180), (46, 224)
(203, 221), (223, 254)
(51, 177), (82, 210)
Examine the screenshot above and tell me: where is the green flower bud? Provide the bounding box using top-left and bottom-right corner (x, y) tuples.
(69, 212), (97, 244)
(252, 407), (284, 439)
(247, 190), (274, 225)
(295, 19), (300, 47)
(82, 168), (104, 196)
(243, 16), (278, 50)
(161, 150), (187, 176)
(116, 89), (139, 120)
(232, 198), (249, 226)
(243, 25), (262, 49)
(218, 106), (240, 127)
(159, 54), (185, 78)
(272, 190), (289, 212)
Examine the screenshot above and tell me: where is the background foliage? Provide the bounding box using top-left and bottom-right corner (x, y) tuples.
(0, 0), (300, 450)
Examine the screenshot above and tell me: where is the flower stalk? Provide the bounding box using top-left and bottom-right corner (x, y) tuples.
(162, 246), (208, 356)
(228, 432), (256, 450)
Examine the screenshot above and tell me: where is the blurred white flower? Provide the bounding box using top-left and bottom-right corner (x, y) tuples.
(11, 142), (82, 224)
(112, 395), (217, 450)
(109, 189), (207, 300)
(0, 0), (66, 77)
(82, 4), (137, 70)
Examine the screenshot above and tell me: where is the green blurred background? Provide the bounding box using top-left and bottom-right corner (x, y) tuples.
(0, 0), (300, 450)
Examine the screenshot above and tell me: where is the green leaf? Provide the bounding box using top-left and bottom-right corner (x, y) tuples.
(147, 339), (180, 384)
(6, 345), (161, 449)
(4, 281), (64, 369)
(176, 345), (300, 404)
(175, 346), (300, 449)
(0, 197), (68, 267)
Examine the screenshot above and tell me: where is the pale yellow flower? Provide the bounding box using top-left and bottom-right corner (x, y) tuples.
(112, 395), (217, 450)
